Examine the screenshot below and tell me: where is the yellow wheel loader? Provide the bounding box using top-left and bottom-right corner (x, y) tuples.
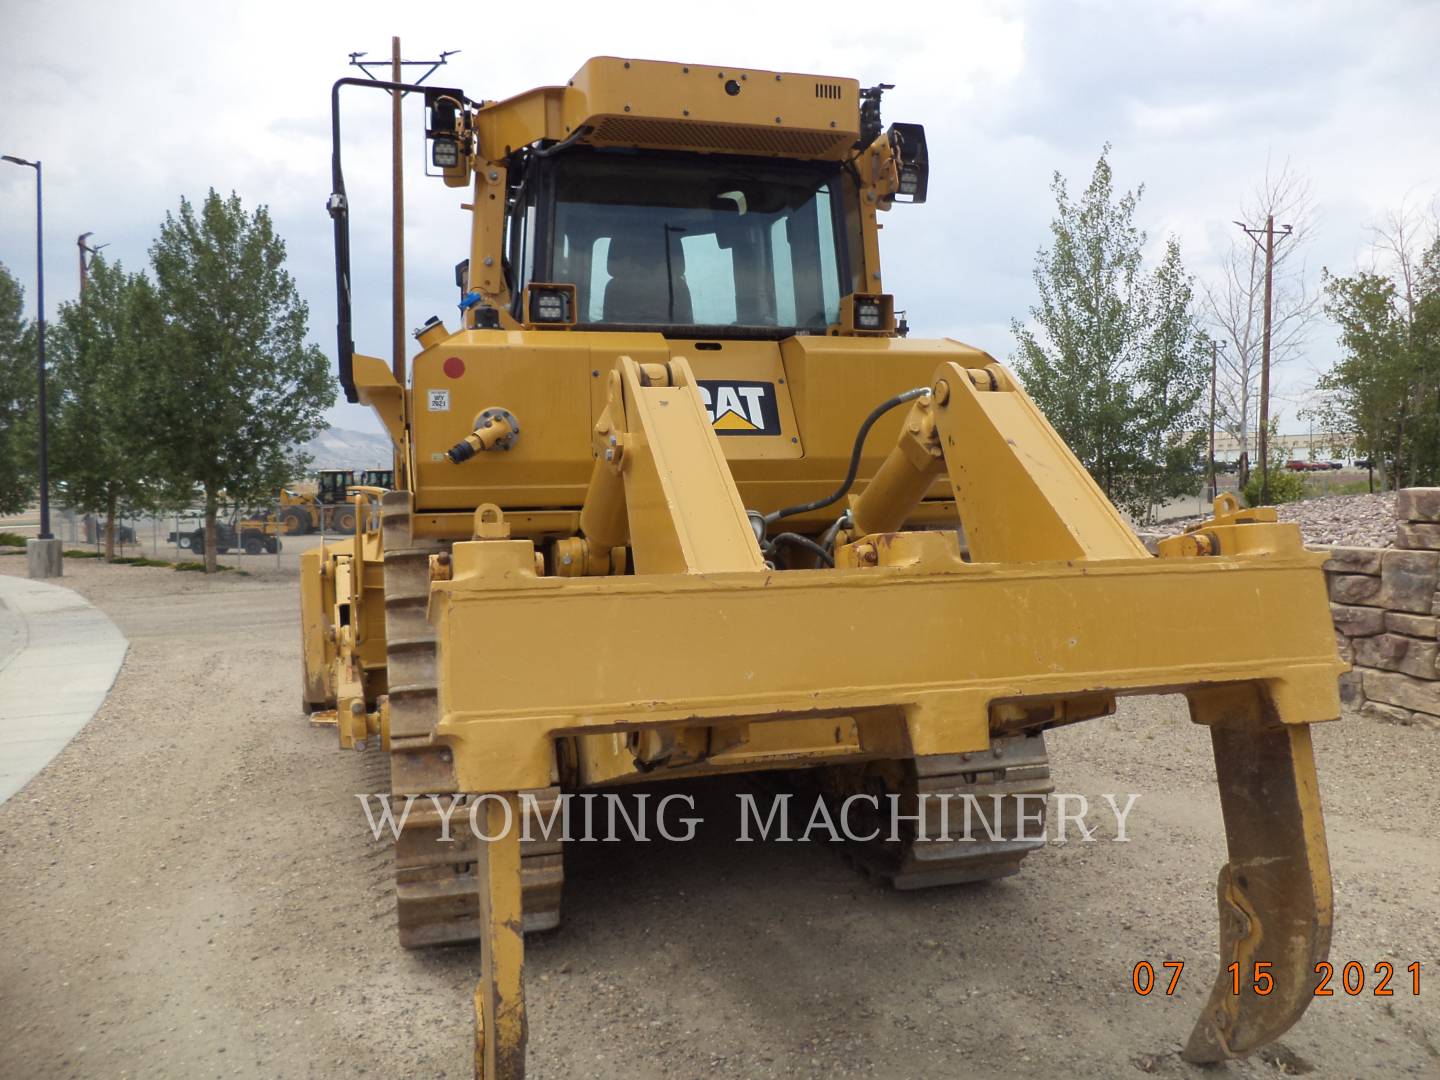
(279, 469), (363, 534)
(302, 57), (1346, 1078)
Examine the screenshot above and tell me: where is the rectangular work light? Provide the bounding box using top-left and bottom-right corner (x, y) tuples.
(845, 293), (894, 334)
(524, 284), (577, 328)
(431, 136), (460, 169)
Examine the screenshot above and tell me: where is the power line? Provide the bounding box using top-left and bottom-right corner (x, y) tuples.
(347, 47), (459, 91)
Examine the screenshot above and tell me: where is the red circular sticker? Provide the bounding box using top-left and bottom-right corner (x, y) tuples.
(442, 356), (465, 379)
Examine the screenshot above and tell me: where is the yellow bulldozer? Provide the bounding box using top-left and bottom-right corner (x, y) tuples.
(301, 57), (1346, 1078)
(279, 468), (392, 534)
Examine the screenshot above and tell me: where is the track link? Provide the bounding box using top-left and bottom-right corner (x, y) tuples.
(823, 733), (1053, 889)
(381, 497), (562, 948)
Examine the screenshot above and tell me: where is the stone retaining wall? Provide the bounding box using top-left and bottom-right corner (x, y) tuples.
(1325, 488), (1440, 729)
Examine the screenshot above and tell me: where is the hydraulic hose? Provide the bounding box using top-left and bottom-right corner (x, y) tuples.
(532, 125), (592, 158)
(762, 387), (930, 530)
(767, 532), (835, 568)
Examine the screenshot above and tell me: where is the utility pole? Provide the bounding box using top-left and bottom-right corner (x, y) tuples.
(391, 38), (403, 386)
(1208, 339), (1224, 503)
(1260, 216), (1276, 502)
(77, 232), (109, 300)
(1235, 215), (1293, 505)
(349, 42), (458, 386)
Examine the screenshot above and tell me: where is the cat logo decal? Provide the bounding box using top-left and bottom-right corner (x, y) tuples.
(695, 381), (782, 436)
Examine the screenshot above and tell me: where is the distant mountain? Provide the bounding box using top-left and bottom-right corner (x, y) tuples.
(300, 426), (393, 471)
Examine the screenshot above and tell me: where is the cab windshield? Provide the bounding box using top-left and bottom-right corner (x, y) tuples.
(531, 153), (845, 335)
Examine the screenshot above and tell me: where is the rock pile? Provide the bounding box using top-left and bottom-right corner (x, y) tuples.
(1276, 491), (1397, 549)
(1325, 488), (1440, 729)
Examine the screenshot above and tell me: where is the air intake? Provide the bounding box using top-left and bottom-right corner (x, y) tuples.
(814, 82), (844, 100)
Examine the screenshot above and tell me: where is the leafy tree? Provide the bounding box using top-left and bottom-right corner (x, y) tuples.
(1315, 233), (1440, 489)
(1012, 146), (1209, 522)
(48, 256), (168, 558)
(148, 190), (333, 571)
(1137, 238), (1211, 515)
(0, 262), (37, 516)
(1414, 239), (1440, 482)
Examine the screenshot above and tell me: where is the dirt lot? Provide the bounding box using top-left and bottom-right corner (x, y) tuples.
(0, 556), (1437, 1079)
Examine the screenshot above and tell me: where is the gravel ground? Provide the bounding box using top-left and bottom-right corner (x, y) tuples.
(0, 556), (1437, 1079)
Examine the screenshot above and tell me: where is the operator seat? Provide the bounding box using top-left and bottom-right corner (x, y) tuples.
(602, 233), (693, 324)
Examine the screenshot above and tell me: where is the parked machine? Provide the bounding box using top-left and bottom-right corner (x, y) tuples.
(302, 57), (1346, 1078)
(169, 513), (281, 555)
(80, 514), (137, 547)
(278, 469), (361, 534)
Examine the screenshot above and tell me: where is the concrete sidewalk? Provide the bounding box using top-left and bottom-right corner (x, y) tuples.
(0, 575), (128, 804)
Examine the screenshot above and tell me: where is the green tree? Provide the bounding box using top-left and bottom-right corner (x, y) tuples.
(1136, 238), (1210, 515)
(1315, 234), (1440, 489)
(48, 256), (168, 558)
(149, 190), (333, 571)
(1408, 237), (1440, 483)
(0, 262), (37, 516)
(1012, 147), (1209, 521)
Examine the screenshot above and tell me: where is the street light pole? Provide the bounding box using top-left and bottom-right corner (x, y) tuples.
(3, 155), (50, 542)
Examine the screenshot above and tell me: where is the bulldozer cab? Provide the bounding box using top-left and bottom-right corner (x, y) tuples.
(360, 468), (394, 490)
(327, 58), (934, 407)
(521, 152), (844, 335)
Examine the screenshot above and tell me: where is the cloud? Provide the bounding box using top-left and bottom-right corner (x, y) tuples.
(2, 0), (1437, 438)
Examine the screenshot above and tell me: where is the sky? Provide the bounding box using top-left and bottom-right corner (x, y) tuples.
(3, 0), (1438, 437)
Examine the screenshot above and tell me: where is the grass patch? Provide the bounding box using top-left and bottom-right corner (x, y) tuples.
(1303, 477), (1373, 497)
(174, 560), (241, 574)
(47, 549), (250, 576)
(0, 547), (22, 556)
(0, 531), (26, 547)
